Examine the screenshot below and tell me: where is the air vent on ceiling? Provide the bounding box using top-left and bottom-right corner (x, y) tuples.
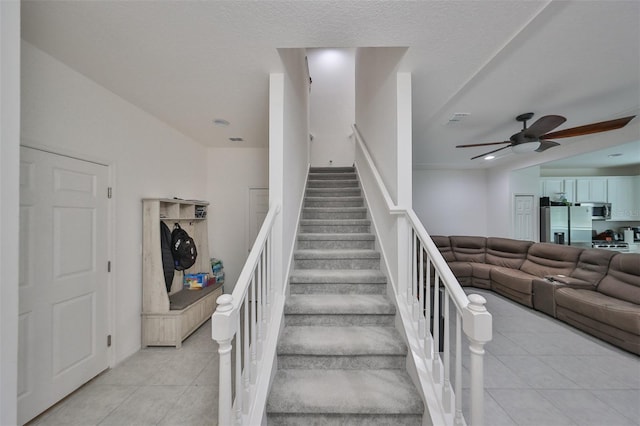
(229, 137), (244, 142)
(446, 112), (470, 125)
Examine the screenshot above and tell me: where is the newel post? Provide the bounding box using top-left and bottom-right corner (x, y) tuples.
(211, 294), (238, 426)
(462, 294), (492, 426)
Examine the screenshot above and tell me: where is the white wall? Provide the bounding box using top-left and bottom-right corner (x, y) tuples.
(1, 1), (20, 423)
(279, 49), (310, 279)
(308, 48), (355, 167)
(355, 47), (407, 203)
(206, 147), (268, 293)
(21, 41), (208, 363)
(413, 169), (488, 236)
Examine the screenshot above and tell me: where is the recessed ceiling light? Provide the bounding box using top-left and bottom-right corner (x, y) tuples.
(608, 153), (623, 157)
(484, 155), (495, 160)
(213, 119), (230, 127)
(229, 137), (244, 142)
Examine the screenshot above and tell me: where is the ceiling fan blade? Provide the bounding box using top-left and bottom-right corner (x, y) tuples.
(535, 140), (560, 152)
(456, 141), (510, 148)
(541, 115), (636, 140)
(470, 145), (512, 160)
(524, 115), (566, 138)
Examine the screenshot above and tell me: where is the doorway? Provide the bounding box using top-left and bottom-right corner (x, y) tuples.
(513, 194), (536, 241)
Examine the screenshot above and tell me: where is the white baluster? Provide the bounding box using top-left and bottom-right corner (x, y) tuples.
(455, 311), (463, 425)
(211, 294), (237, 426)
(432, 275), (441, 380)
(463, 294), (492, 426)
(418, 240), (425, 336)
(250, 276), (257, 384)
(243, 293), (250, 414)
(256, 255), (263, 357)
(235, 312), (242, 424)
(442, 290), (451, 413)
(424, 257), (432, 358)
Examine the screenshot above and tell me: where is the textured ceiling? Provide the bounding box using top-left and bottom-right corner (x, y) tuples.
(21, 1), (640, 169)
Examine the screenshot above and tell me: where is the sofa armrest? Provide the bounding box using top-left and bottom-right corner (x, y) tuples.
(545, 275), (594, 287)
(533, 277), (595, 318)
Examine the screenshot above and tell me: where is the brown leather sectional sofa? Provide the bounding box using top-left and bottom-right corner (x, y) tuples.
(431, 236), (640, 355)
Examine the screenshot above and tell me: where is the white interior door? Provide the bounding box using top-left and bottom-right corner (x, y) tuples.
(514, 194), (536, 241)
(248, 188), (269, 252)
(18, 147), (109, 424)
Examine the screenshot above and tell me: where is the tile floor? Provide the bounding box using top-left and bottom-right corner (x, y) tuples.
(30, 289), (639, 426)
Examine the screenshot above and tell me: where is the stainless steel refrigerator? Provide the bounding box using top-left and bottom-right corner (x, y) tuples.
(540, 205), (592, 245)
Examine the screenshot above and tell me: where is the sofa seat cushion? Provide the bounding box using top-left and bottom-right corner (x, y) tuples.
(555, 287), (640, 335)
(520, 243), (583, 278)
(470, 263), (493, 289)
(491, 267), (537, 295)
(448, 261), (472, 286)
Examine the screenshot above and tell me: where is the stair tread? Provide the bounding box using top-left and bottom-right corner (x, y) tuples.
(303, 207), (367, 212)
(300, 219), (370, 225)
(267, 369), (423, 415)
(294, 249), (380, 259)
(278, 326), (406, 355)
(297, 233), (374, 241)
(289, 269), (386, 283)
(285, 294), (394, 314)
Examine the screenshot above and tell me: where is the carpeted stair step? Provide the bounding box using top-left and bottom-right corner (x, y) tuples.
(277, 326), (407, 369)
(284, 294), (395, 326)
(302, 207), (367, 220)
(289, 269), (387, 294)
(297, 233), (374, 250)
(309, 166), (355, 173)
(304, 196), (364, 208)
(307, 179), (359, 188)
(306, 187), (362, 197)
(294, 249), (380, 269)
(300, 219), (370, 234)
(266, 369), (423, 425)
(308, 172), (357, 181)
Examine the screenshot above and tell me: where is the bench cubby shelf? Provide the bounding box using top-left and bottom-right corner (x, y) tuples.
(142, 198), (222, 347)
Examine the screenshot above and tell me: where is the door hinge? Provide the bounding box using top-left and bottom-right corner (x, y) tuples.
(107, 261), (111, 272)
(107, 187), (112, 199)
(107, 335), (112, 347)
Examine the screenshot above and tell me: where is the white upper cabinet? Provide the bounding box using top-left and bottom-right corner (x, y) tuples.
(607, 176), (640, 221)
(576, 178), (608, 203)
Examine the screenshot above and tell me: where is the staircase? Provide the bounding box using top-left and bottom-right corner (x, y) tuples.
(266, 167), (424, 425)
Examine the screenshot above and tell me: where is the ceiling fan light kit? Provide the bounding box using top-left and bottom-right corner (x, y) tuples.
(457, 113), (636, 160)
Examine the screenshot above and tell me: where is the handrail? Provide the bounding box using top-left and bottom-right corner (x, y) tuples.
(211, 203), (282, 426)
(353, 125), (492, 426)
(231, 204), (280, 306)
(352, 124), (404, 214)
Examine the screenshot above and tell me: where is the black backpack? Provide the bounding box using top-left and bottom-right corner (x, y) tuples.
(171, 223), (197, 271)
(159, 221), (175, 293)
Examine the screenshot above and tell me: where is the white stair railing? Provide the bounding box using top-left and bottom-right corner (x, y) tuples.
(353, 124), (492, 426)
(211, 204), (282, 426)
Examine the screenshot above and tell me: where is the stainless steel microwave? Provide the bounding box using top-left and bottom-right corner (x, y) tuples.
(576, 202), (611, 220)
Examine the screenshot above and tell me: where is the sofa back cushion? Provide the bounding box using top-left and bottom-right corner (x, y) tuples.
(519, 243), (582, 278)
(597, 253), (640, 304)
(570, 248), (616, 286)
(431, 236), (455, 262)
(486, 237), (533, 269)
(450, 236), (486, 263)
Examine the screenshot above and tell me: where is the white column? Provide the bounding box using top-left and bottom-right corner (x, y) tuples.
(396, 72), (412, 298)
(269, 73), (284, 294)
(0, 1), (20, 424)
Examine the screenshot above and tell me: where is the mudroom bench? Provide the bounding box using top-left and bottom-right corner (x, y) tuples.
(141, 198), (223, 348)
(142, 282), (223, 348)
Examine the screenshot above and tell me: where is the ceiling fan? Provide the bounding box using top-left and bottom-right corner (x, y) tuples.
(457, 112), (636, 160)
